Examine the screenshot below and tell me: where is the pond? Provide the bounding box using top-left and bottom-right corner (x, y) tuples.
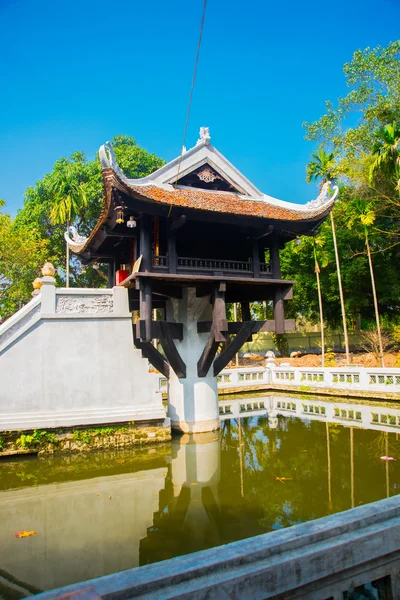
(1, 393), (400, 598)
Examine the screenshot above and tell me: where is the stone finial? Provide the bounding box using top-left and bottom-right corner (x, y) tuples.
(196, 126), (211, 145)
(32, 277), (42, 296)
(41, 263), (55, 277)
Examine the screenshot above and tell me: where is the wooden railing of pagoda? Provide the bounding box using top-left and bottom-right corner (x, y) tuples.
(152, 255), (272, 277)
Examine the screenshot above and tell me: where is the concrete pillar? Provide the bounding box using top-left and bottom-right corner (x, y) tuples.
(40, 276), (56, 313)
(166, 288), (220, 433)
(170, 433), (221, 547)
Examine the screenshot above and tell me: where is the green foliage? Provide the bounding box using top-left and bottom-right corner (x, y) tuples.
(272, 333), (289, 357)
(0, 435), (4, 451)
(324, 349), (336, 367)
(0, 203), (50, 318)
(16, 429), (57, 449)
(13, 135), (164, 290)
(72, 425), (129, 444)
(284, 42), (400, 331)
(306, 147), (336, 184)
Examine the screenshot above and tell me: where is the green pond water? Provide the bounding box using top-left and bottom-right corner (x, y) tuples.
(1, 393), (400, 598)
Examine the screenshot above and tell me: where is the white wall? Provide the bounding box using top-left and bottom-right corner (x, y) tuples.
(0, 281), (166, 430)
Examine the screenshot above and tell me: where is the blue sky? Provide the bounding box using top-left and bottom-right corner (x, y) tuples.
(1, 0), (399, 215)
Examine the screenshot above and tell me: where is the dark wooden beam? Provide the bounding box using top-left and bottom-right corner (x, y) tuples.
(107, 263), (114, 288)
(140, 213), (152, 272)
(169, 215), (187, 233)
(139, 279), (152, 342)
(241, 303), (251, 321)
(196, 285), (215, 298)
(252, 238), (260, 278)
(273, 288), (285, 334)
(167, 233), (177, 274)
(133, 328), (170, 379)
(197, 330), (219, 377)
(255, 225), (274, 240)
(158, 321), (186, 378)
(270, 235), (281, 279)
(150, 281), (183, 299)
(198, 319), (295, 334)
(152, 321), (183, 341)
(103, 228), (138, 238)
(213, 322), (255, 376)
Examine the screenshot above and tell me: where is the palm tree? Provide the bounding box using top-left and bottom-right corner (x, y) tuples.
(295, 234), (328, 366)
(313, 237), (328, 366)
(369, 122), (400, 191)
(49, 165), (87, 287)
(306, 147), (350, 364)
(348, 199), (385, 367)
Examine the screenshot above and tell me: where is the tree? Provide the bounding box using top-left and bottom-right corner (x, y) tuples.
(347, 199), (385, 367)
(369, 122), (400, 192)
(0, 200), (49, 319)
(14, 135), (165, 288)
(49, 164), (87, 287)
(306, 149), (350, 363)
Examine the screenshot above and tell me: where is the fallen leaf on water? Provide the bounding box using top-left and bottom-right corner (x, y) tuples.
(272, 474), (293, 484)
(13, 530), (36, 538)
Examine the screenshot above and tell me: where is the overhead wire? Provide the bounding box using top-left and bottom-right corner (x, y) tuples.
(168, 0), (208, 216)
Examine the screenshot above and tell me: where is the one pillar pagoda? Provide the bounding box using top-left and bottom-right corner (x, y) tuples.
(66, 127), (337, 433)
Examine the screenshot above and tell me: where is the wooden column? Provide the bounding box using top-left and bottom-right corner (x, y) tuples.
(252, 238), (260, 278)
(270, 236), (281, 279)
(273, 288), (285, 334)
(139, 280), (152, 342)
(241, 302), (251, 322)
(168, 233), (177, 274)
(107, 262), (114, 288)
(140, 214), (152, 272)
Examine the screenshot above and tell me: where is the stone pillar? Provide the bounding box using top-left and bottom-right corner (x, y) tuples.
(166, 288), (220, 433)
(40, 276), (56, 313)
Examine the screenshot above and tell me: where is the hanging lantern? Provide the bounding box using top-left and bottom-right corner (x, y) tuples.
(127, 216), (137, 229)
(115, 206), (125, 224)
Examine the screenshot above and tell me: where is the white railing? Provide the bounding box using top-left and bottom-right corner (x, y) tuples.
(219, 397), (267, 419)
(271, 365), (400, 393)
(155, 364), (400, 395)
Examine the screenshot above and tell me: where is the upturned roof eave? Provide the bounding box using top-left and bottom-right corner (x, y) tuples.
(68, 168), (336, 256)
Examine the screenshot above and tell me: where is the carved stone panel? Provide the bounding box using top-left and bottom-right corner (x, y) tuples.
(56, 295), (113, 314)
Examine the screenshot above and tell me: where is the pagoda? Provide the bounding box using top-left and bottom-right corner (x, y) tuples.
(66, 127), (337, 433)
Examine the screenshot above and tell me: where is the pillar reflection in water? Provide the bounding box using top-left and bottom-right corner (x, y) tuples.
(140, 432), (221, 565)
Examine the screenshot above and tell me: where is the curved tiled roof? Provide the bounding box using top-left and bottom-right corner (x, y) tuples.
(69, 138), (338, 255)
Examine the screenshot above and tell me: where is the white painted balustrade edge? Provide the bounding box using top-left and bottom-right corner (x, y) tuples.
(155, 364), (400, 394)
(34, 495), (400, 600)
(271, 364), (400, 393)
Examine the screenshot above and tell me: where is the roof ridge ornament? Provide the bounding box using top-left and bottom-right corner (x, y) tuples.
(64, 225), (88, 248)
(99, 141), (129, 182)
(305, 181), (339, 210)
(196, 126), (211, 146)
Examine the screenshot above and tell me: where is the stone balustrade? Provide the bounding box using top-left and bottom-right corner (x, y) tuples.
(34, 495), (400, 599)
(155, 362), (400, 396)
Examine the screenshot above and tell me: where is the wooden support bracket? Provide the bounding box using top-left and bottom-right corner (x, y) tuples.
(197, 329), (219, 378)
(213, 321), (255, 376)
(158, 321), (186, 378)
(133, 327), (170, 379)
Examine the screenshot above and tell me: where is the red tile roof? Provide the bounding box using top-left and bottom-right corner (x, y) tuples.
(69, 169), (333, 255)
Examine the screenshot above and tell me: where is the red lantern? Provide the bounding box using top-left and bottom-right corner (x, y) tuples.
(115, 269), (129, 285)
